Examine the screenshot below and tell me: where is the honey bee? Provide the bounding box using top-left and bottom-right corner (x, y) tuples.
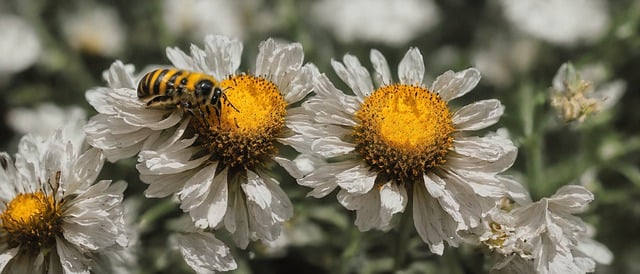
(137, 68), (239, 122)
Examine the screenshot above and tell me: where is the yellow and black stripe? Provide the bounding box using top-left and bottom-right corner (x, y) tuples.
(136, 68), (220, 109)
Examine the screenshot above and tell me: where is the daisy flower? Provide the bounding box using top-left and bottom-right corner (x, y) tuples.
(0, 128), (127, 273)
(499, 0), (610, 46)
(550, 62), (626, 125)
(294, 48), (517, 254)
(311, 0), (440, 46)
(0, 15), (41, 76)
(472, 179), (613, 274)
(61, 4), (125, 57)
(86, 35), (314, 248)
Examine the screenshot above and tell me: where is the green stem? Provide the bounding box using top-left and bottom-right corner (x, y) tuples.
(525, 133), (545, 198)
(337, 225), (363, 274)
(138, 198), (178, 233)
(393, 192), (413, 271)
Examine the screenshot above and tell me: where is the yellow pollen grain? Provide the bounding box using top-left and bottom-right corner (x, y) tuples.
(354, 84), (454, 180)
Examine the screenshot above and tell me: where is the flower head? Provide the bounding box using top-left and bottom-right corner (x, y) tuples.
(499, 0), (610, 46)
(86, 35), (314, 248)
(0, 15), (41, 76)
(61, 4), (125, 57)
(550, 62), (626, 125)
(295, 48), (517, 254)
(0, 128), (127, 273)
(311, 0), (440, 46)
(469, 177), (612, 274)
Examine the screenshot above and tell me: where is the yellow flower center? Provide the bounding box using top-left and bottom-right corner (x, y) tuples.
(354, 84), (454, 181)
(484, 222), (509, 248)
(191, 74), (287, 168)
(0, 191), (62, 251)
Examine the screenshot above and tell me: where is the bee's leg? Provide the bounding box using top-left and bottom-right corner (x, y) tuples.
(221, 93), (240, 113)
(146, 95), (176, 108)
(214, 105), (222, 125)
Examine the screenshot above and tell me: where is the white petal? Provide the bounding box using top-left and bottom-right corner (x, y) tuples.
(56, 238), (90, 274)
(166, 47), (198, 71)
(452, 99), (504, 131)
(499, 175), (532, 205)
(0, 248), (18, 272)
(103, 60), (135, 89)
(379, 181), (407, 226)
(337, 189), (383, 231)
(202, 35), (243, 79)
(331, 56), (374, 100)
(431, 68), (481, 102)
(141, 172), (190, 198)
(242, 171), (272, 210)
(448, 133), (517, 173)
(225, 185), (250, 249)
(283, 64), (315, 104)
(311, 137), (356, 158)
(412, 182), (459, 255)
(336, 163), (377, 194)
(370, 49), (392, 86)
(398, 47), (424, 85)
(576, 238), (613, 265)
(175, 232), (237, 273)
(548, 185), (594, 214)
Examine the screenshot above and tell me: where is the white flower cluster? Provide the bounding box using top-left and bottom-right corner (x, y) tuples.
(2, 32), (616, 273)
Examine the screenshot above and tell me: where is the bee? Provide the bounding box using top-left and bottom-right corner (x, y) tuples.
(137, 68), (239, 123)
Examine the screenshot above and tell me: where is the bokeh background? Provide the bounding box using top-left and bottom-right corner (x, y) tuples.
(0, 0), (639, 273)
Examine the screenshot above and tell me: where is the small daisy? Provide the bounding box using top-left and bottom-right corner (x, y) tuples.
(295, 48), (517, 254)
(476, 183), (613, 274)
(499, 0), (610, 46)
(0, 128), (127, 273)
(0, 15), (41, 76)
(311, 0), (440, 46)
(7, 103), (87, 148)
(86, 35), (314, 248)
(550, 62), (626, 125)
(61, 4), (125, 57)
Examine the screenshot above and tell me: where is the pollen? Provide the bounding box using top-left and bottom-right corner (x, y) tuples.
(0, 191), (62, 251)
(354, 84), (454, 181)
(192, 74), (287, 168)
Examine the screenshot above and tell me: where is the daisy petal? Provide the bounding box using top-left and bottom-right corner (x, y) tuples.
(370, 49), (392, 86)
(453, 99), (504, 131)
(379, 181), (407, 226)
(398, 47), (424, 85)
(432, 68), (481, 102)
(311, 136), (356, 158)
(175, 232), (237, 273)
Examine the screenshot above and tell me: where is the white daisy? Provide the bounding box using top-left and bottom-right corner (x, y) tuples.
(162, 0), (246, 41)
(0, 15), (41, 76)
(61, 4), (125, 57)
(499, 0), (610, 46)
(7, 103), (87, 149)
(550, 62), (626, 125)
(0, 128), (127, 273)
(86, 35), (314, 248)
(470, 177), (612, 274)
(295, 48), (517, 254)
(311, 0), (440, 46)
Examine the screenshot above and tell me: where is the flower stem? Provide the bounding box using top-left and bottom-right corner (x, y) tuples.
(394, 191), (413, 271)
